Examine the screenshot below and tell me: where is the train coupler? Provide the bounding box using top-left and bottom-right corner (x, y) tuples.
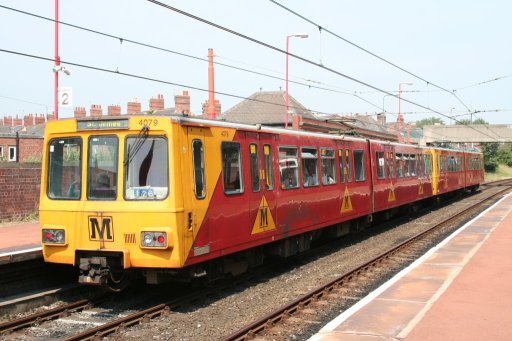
(78, 257), (110, 285)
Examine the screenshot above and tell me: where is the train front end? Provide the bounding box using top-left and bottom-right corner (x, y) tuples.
(40, 116), (186, 290)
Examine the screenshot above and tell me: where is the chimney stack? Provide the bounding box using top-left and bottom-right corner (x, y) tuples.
(13, 114), (23, 126)
(90, 104), (103, 117)
(108, 105), (121, 116)
(74, 106), (87, 118)
(23, 114), (35, 127)
(35, 114), (45, 125)
(149, 94), (165, 111)
(206, 48), (217, 119)
(377, 113), (386, 126)
(175, 90), (191, 115)
(4, 116), (13, 126)
(127, 99), (141, 115)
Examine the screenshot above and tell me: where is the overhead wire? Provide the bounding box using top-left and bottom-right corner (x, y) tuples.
(146, 0), (500, 142)
(0, 48), (339, 117)
(0, 4), (386, 114)
(1, 4), (499, 142)
(268, 0), (475, 113)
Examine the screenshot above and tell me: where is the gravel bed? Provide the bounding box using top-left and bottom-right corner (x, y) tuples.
(101, 190), (504, 341)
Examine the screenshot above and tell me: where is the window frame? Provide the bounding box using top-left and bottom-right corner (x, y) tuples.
(221, 141), (244, 195)
(301, 146), (319, 188)
(123, 135), (169, 201)
(263, 144), (274, 190)
(47, 136), (83, 200)
(353, 149), (366, 182)
(320, 147), (336, 185)
(376, 151), (385, 180)
(279, 145), (300, 190)
(249, 143), (261, 192)
(87, 135), (119, 201)
(192, 139), (206, 199)
(8, 145), (16, 162)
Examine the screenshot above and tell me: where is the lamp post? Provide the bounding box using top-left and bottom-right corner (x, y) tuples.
(450, 107), (456, 125)
(285, 33), (308, 128)
(54, 0), (59, 120)
(397, 82), (413, 142)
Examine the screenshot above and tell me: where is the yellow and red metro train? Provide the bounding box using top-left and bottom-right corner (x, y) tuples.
(40, 115), (484, 290)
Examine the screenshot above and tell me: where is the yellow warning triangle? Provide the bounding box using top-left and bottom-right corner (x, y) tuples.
(251, 195), (276, 235)
(341, 186), (353, 213)
(388, 182), (396, 202)
(418, 182), (424, 195)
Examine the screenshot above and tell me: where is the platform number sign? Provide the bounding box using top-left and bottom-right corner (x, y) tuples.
(58, 87), (73, 108)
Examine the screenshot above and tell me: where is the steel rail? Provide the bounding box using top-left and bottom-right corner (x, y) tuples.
(0, 299), (93, 334)
(220, 184), (512, 341)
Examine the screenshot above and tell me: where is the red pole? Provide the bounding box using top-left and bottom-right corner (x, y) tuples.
(54, 0), (59, 120)
(285, 36), (290, 129)
(206, 48), (216, 119)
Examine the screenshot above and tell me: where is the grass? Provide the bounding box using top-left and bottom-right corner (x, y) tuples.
(485, 164), (512, 182)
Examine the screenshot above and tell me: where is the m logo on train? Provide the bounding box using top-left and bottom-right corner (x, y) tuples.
(89, 216), (114, 241)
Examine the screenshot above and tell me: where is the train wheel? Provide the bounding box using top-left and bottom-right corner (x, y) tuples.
(105, 270), (132, 292)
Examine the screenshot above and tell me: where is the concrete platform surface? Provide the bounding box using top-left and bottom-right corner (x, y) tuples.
(310, 192), (512, 341)
(0, 221), (41, 264)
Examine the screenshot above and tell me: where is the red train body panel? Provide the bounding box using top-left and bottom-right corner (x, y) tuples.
(183, 122), (483, 268)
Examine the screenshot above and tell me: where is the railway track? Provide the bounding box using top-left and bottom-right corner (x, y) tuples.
(1, 181), (510, 340)
(221, 183), (512, 341)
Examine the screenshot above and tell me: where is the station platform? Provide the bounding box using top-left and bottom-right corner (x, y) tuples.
(310, 192), (512, 341)
(0, 222), (41, 265)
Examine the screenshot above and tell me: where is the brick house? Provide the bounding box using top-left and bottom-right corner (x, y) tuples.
(0, 115), (45, 163)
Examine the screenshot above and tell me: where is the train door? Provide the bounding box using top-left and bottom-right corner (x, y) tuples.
(186, 126), (208, 256)
(247, 133), (277, 236)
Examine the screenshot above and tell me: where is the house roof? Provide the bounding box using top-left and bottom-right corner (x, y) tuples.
(0, 124), (45, 138)
(221, 91), (316, 125)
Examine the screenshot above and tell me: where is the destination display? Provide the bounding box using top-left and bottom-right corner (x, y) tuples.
(77, 119), (129, 130)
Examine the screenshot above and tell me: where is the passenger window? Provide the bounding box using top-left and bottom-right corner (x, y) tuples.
(221, 142), (243, 194)
(263, 145), (274, 190)
(302, 147), (319, 187)
(425, 154), (432, 176)
(376, 151), (385, 179)
(396, 153), (403, 178)
(279, 146), (299, 189)
(321, 148), (336, 185)
(250, 144), (260, 192)
(411, 154), (417, 176)
(387, 152), (395, 178)
(354, 150), (365, 182)
(345, 149), (352, 182)
(338, 150), (345, 183)
(403, 154), (410, 177)
(192, 140), (206, 199)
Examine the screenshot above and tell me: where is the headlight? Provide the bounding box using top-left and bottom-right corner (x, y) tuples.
(141, 232), (167, 248)
(42, 229), (66, 244)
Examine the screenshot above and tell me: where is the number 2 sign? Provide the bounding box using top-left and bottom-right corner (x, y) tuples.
(58, 87), (73, 108)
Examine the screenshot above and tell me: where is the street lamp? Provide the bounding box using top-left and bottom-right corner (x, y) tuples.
(285, 33), (308, 128)
(397, 82), (413, 142)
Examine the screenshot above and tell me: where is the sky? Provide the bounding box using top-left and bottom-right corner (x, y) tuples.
(0, 1), (511, 124)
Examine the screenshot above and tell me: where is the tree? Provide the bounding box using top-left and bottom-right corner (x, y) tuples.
(472, 117), (488, 125)
(481, 142), (499, 172)
(457, 119), (472, 125)
(415, 117), (445, 128)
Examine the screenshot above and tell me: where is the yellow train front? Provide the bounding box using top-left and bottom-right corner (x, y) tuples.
(40, 116), (200, 290)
